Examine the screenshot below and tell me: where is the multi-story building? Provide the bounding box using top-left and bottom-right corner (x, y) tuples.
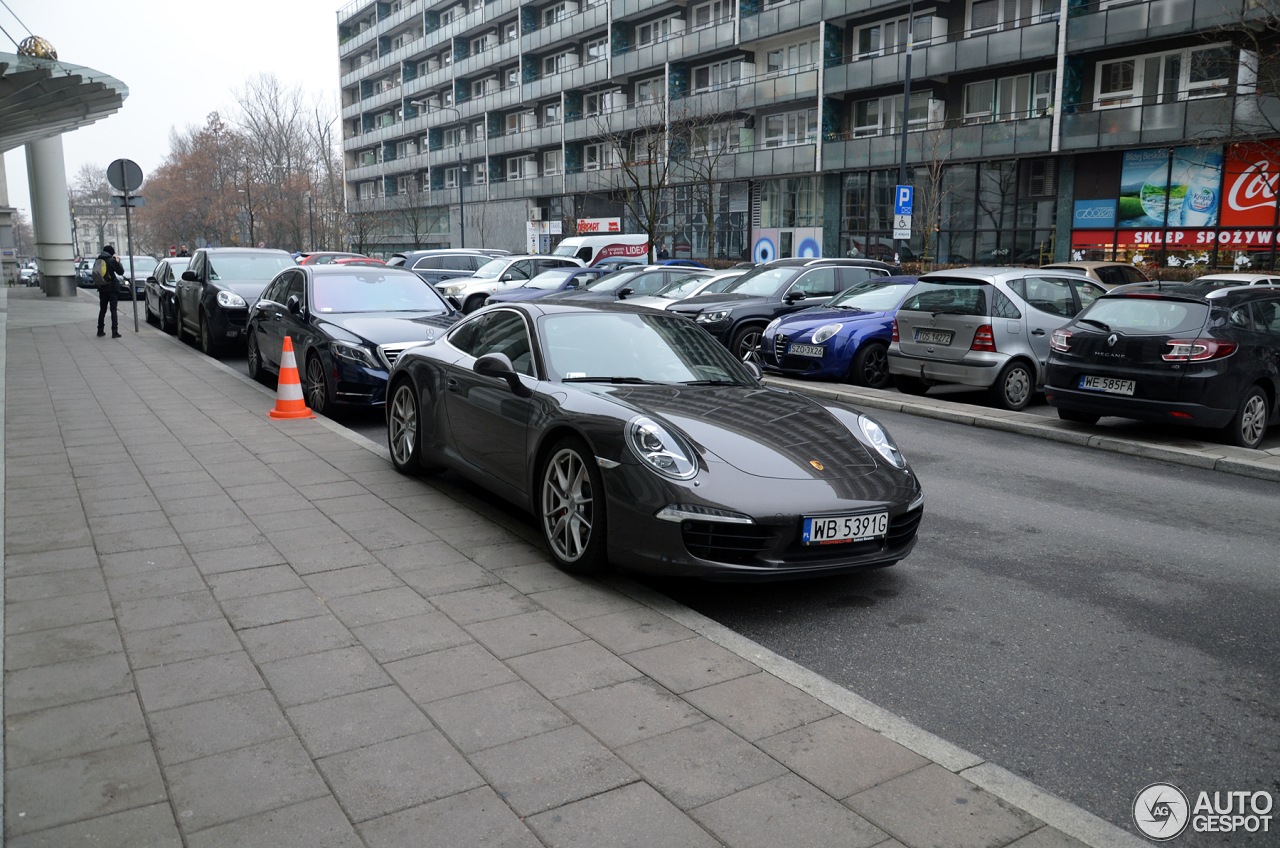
(337, 0), (1278, 268)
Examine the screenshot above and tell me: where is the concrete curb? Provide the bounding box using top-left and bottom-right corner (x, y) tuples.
(763, 376), (1280, 483)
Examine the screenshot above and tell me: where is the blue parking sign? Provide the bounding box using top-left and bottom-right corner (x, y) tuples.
(895, 186), (913, 217)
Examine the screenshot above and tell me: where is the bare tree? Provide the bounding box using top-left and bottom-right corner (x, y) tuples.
(70, 163), (116, 254)
(1214, 4), (1280, 140)
(345, 202), (386, 255)
(464, 200), (496, 249)
(391, 175), (436, 250)
(589, 100), (679, 261)
(911, 125), (958, 272)
(671, 98), (741, 262)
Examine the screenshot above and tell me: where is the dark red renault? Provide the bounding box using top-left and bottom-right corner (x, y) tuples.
(1044, 285), (1280, 448)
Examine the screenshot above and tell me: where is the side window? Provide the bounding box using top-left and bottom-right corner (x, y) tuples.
(472, 310), (535, 376)
(1124, 267), (1149, 285)
(507, 261), (533, 281)
(839, 267), (881, 287)
(442, 255), (475, 271)
(261, 276), (284, 304)
(991, 290), (1022, 319)
(448, 314), (486, 355)
(1252, 300), (1280, 336)
(1073, 281), (1107, 310)
(575, 247), (592, 262)
(1228, 304), (1253, 330)
(414, 256), (444, 270)
(628, 272), (669, 294)
(1022, 276), (1077, 317)
(189, 253), (205, 280)
(1094, 268), (1123, 288)
(284, 272), (305, 305)
(793, 268), (838, 297)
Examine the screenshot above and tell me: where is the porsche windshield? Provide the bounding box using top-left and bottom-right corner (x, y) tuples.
(542, 312), (752, 384)
(312, 272), (448, 313)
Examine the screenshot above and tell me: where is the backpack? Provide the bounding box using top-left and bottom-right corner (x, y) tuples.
(92, 258), (111, 288)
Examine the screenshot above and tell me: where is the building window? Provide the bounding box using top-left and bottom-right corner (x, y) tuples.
(692, 122), (742, 155)
(636, 16), (682, 46)
(691, 0), (732, 29)
(444, 127), (466, 147)
(584, 142), (622, 169)
(441, 48), (453, 66)
(545, 50), (580, 75)
(967, 0), (1056, 33)
(473, 162), (488, 185)
(396, 140), (417, 158)
(397, 174), (418, 194)
(636, 77), (665, 104)
(763, 108), (818, 148)
(692, 58), (744, 92)
(503, 66), (519, 88)
(853, 91), (936, 136)
(765, 40), (815, 74)
(856, 12), (940, 58)
(543, 1), (578, 26)
(585, 89), (625, 115)
(544, 102), (562, 125)
(964, 71), (1054, 122)
(473, 77), (497, 98)
(472, 32), (495, 54)
(508, 154), (537, 180)
(506, 110), (537, 134)
(1093, 44), (1233, 108)
(503, 21), (518, 41)
(585, 36), (608, 62)
(359, 150), (378, 166)
(444, 166), (460, 188)
(544, 150), (563, 176)
(359, 181), (377, 199)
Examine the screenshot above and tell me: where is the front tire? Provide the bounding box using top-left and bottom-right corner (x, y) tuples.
(463, 294), (487, 314)
(163, 299), (177, 335)
(731, 324), (765, 364)
(146, 299), (159, 326)
(849, 342), (891, 389)
(1224, 386), (1269, 449)
(540, 437), (608, 574)
(304, 354), (331, 416)
(989, 360), (1034, 411)
(893, 375), (930, 396)
(199, 313), (220, 357)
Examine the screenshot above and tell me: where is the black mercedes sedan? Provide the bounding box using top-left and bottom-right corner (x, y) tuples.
(668, 258), (898, 362)
(176, 248), (297, 356)
(1045, 284), (1280, 448)
(384, 301), (923, 579)
(246, 264), (461, 415)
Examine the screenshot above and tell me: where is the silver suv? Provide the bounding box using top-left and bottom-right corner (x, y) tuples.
(888, 267), (1107, 410)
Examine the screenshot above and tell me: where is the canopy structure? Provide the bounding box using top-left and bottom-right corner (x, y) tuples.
(0, 52), (128, 153)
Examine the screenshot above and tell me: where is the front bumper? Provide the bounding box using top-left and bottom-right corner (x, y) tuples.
(207, 307), (249, 341)
(888, 347), (1007, 388)
(330, 357), (391, 407)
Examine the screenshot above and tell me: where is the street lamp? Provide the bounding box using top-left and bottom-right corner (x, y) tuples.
(304, 190), (314, 252)
(410, 100), (465, 249)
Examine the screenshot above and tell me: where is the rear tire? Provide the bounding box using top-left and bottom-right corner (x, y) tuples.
(387, 380), (426, 474)
(246, 333), (265, 384)
(540, 437), (608, 574)
(146, 300), (159, 326)
(849, 342), (891, 389)
(1057, 408), (1100, 425)
(893, 375), (930, 396)
(1224, 385), (1269, 449)
(989, 360), (1034, 411)
(162, 300), (177, 335)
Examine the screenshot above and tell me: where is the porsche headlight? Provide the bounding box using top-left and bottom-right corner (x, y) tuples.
(217, 290), (247, 308)
(331, 341), (379, 369)
(858, 415), (906, 469)
(696, 310), (730, 325)
(811, 323), (842, 344)
(626, 416), (698, 480)
(764, 318), (782, 334)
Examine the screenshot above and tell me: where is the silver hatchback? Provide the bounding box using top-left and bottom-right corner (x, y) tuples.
(887, 268), (1107, 410)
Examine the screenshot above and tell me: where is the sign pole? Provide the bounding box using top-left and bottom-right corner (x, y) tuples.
(123, 183), (138, 332)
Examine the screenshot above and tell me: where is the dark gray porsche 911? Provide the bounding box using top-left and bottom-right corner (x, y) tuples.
(384, 301), (924, 579)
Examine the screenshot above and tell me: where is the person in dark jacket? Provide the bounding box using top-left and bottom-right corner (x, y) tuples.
(95, 245), (125, 338)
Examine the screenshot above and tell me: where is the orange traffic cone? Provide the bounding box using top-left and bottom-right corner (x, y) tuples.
(268, 336), (316, 420)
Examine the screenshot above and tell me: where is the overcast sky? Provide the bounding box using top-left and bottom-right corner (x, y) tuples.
(2, 0), (342, 215)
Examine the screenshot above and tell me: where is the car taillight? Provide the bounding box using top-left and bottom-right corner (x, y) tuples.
(1161, 339), (1238, 361)
(1049, 329), (1072, 353)
(892, 319), (899, 343)
(970, 324), (996, 352)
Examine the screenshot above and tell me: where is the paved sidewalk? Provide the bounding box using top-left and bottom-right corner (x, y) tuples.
(3, 290), (1143, 847)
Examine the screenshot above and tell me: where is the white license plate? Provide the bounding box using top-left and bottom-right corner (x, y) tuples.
(788, 343), (825, 358)
(1079, 375), (1135, 395)
(914, 329), (953, 345)
(802, 512), (889, 545)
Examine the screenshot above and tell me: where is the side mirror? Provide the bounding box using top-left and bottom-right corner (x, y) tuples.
(447, 295), (463, 311)
(742, 360), (763, 380)
(473, 352), (532, 397)
(181, 270), (198, 282)
(784, 290), (806, 304)
(286, 295), (303, 316)
(146, 276), (157, 284)
(500, 273), (513, 282)
(617, 287), (633, 299)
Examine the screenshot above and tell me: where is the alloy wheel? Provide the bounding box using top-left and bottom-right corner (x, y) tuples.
(305, 356), (328, 413)
(388, 384), (418, 467)
(542, 447), (594, 563)
(246, 334), (262, 380)
(200, 315), (215, 355)
(738, 331), (762, 364)
(1240, 393), (1267, 447)
(861, 346), (888, 386)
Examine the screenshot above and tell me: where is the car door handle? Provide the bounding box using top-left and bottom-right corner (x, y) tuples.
(1032, 328), (1046, 336)
(447, 378), (459, 392)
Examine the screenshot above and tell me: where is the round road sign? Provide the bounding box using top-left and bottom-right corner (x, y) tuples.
(106, 159), (144, 193)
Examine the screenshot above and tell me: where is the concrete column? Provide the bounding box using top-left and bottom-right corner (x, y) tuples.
(25, 136), (77, 297)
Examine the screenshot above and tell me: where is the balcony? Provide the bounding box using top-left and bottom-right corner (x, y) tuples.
(342, 100), (364, 120)
(453, 84), (524, 119)
(683, 142), (819, 180)
(339, 25), (379, 58)
(1059, 95), (1279, 149)
(613, 20), (735, 76)
(823, 116), (1053, 170)
(454, 37), (520, 76)
(489, 124), (563, 156)
(433, 8), (485, 49)
(676, 66), (818, 115)
(486, 173), (564, 198)
(429, 136), (489, 167)
(612, 0), (679, 21)
(825, 21), (1057, 94)
(739, 0), (823, 42)
(363, 84), (405, 113)
(346, 161), (386, 181)
(1067, 0), (1259, 52)
(381, 2), (426, 34)
(486, 0), (521, 21)
(382, 36), (427, 67)
(525, 58), (610, 99)
(524, 3), (608, 53)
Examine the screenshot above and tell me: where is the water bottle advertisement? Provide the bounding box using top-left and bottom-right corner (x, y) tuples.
(1117, 146), (1224, 228)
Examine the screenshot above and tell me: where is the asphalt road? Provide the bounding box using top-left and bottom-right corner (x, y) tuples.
(222, 342), (1279, 842)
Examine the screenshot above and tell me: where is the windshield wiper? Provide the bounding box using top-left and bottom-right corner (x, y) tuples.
(562, 376), (659, 384)
(930, 309), (971, 317)
(681, 379), (742, 385)
(1079, 318), (1111, 331)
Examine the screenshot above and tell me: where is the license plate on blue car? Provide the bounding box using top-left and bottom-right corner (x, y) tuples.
(788, 343), (824, 358)
(802, 512), (889, 545)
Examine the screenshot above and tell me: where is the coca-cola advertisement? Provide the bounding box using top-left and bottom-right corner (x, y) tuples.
(1221, 142), (1280, 228)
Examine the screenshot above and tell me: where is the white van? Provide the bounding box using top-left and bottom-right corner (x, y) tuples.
(553, 234), (651, 266)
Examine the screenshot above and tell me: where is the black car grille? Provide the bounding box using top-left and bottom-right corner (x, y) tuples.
(682, 520), (777, 565)
(887, 506), (923, 547)
(774, 334), (789, 361)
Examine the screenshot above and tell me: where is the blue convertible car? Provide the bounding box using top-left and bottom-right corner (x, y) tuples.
(760, 276), (917, 388)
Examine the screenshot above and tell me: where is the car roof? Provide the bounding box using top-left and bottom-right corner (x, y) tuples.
(199, 247), (291, 255)
(308, 264), (418, 276)
(518, 299), (681, 318)
(764, 257), (896, 269)
(1100, 283), (1278, 302)
(1192, 273), (1274, 281)
(1043, 261), (1133, 270)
